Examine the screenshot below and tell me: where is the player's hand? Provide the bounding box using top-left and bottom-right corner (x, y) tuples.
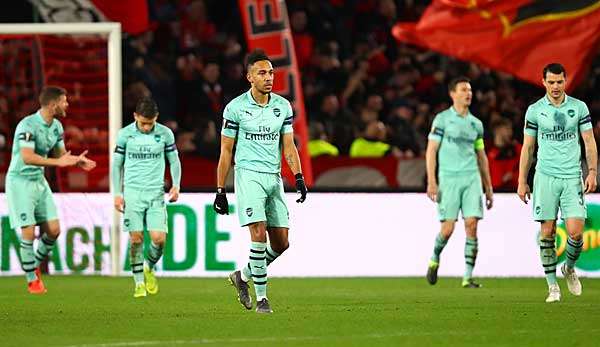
(426, 182), (438, 202)
(485, 188), (494, 210)
(168, 186), (180, 202)
(295, 173), (307, 203)
(584, 170), (597, 193)
(57, 151), (80, 167)
(114, 196), (125, 213)
(76, 150), (97, 171)
(517, 182), (530, 204)
(213, 187), (229, 215)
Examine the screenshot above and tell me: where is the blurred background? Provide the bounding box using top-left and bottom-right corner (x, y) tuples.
(1, 0), (598, 194)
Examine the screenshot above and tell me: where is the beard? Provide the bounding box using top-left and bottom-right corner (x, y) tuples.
(54, 106), (67, 118)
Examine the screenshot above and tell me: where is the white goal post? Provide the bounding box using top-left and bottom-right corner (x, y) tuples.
(0, 22), (122, 276)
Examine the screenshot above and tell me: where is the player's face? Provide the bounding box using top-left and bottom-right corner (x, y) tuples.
(543, 72), (566, 100)
(134, 113), (158, 133)
(450, 82), (472, 107)
(247, 60), (274, 94)
(51, 95), (69, 118)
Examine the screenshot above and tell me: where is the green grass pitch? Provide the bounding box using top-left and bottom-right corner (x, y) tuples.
(1, 276), (598, 347)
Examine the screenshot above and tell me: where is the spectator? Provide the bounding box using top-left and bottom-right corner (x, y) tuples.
(313, 93), (354, 154)
(387, 102), (420, 157)
(487, 118), (522, 191)
(350, 120), (399, 158)
(291, 10), (314, 70)
(308, 121), (339, 157)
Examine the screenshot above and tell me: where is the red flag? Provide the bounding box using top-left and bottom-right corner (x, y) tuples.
(392, 0), (600, 90)
(91, 0), (150, 35)
(238, 0), (313, 186)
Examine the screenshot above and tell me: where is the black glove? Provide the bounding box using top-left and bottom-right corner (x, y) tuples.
(213, 187), (229, 214)
(295, 173), (307, 203)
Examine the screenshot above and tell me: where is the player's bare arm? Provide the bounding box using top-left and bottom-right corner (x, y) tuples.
(425, 139), (440, 202)
(213, 135), (235, 215)
(581, 129), (598, 193)
(476, 149), (494, 209)
(282, 132), (302, 175)
(282, 132), (307, 203)
(21, 147), (79, 168)
(217, 135), (235, 188)
(517, 134), (536, 203)
(50, 146), (96, 171)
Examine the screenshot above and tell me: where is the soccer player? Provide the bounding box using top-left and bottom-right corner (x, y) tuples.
(425, 76), (494, 288)
(517, 63), (597, 303)
(213, 49), (307, 314)
(5, 86), (96, 294)
(111, 97), (182, 298)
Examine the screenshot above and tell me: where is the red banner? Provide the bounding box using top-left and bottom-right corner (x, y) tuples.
(91, 0), (150, 35)
(392, 0), (600, 90)
(238, 0), (313, 186)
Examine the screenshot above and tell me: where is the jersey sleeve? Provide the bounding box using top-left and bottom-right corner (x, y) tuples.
(281, 100), (294, 134)
(428, 114), (445, 142)
(221, 103), (240, 138)
(16, 121), (36, 149)
(578, 101), (592, 132)
(111, 129), (127, 197)
(164, 128), (181, 189)
(164, 127), (177, 154)
(524, 106), (538, 137)
(474, 121), (485, 150)
(114, 129), (127, 157)
(53, 122), (66, 151)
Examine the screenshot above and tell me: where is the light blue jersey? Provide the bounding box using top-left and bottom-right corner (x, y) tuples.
(7, 110), (65, 179)
(524, 95), (592, 178)
(221, 90), (294, 174)
(428, 107), (484, 177)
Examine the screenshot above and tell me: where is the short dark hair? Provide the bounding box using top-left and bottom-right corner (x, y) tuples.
(39, 86), (67, 106)
(135, 97), (159, 118)
(245, 49), (271, 71)
(491, 118), (512, 132)
(448, 76), (470, 92)
(543, 63), (566, 79)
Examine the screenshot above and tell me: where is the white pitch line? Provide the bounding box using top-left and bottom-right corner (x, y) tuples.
(60, 329), (600, 347)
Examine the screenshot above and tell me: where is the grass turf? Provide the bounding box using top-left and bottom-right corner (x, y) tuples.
(0, 276), (598, 347)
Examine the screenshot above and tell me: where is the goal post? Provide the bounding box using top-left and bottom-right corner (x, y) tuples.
(0, 22), (122, 276)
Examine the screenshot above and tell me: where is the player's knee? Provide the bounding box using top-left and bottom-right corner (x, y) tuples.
(441, 221), (455, 238)
(540, 226), (556, 238)
(47, 229), (61, 239)
(130, 234), (144, 245)
(273, 241), (289, 254)
(152, 235), (166, 247)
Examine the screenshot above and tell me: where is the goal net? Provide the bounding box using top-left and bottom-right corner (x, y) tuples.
(0, 23), (122, 275)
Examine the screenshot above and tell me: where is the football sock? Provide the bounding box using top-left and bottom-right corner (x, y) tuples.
(130, 242), (144, 285)
(565, 236), (583, 270)
(146, 242), (163, 270)
(249, 241), (267, 301)
(242, 244), (281, 282)
(464, 237), (478, 280)
(540, 238), (558, 286)
(431, 233), (449, 263)
(34, 233), (56, 267)
(20, 239), (37, 283)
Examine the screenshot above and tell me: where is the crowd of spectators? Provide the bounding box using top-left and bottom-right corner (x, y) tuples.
(2, 0), (600, 191)
(126, 1), (600, 164)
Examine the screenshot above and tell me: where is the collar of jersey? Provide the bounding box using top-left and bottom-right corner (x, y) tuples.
(134, 121), (156, 134)
(544, 94), (569, 107)
(449, 106), (471, 118)
(246, 89), (272, 107)
(35, 109), (53, 127)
